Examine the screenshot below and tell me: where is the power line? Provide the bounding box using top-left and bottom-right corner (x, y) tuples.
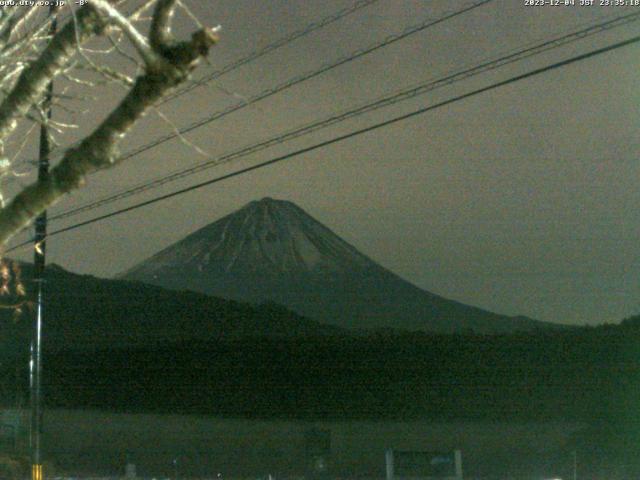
(10, 0), (493, 206)
(7, 33), (639, 253)
(50, 9), (640, 221)
(12, 0), (381, 170)
(115, 0), (492, 160)
(159, 0), (382, 105)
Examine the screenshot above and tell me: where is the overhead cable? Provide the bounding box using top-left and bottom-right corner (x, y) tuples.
(51, 8), (640, 221)
(7, 32), (639, 253)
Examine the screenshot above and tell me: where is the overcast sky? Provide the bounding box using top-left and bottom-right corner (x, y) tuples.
(7, 0), (640, 326)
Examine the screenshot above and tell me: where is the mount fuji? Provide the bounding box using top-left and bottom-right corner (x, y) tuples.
(121, 197), (554, 334)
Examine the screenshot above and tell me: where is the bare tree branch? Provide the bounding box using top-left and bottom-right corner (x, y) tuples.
(0, 1), (219, 246)
(0, 4), (106, 151)
(90, 0), (160, 67)
(150, 0), (177, 51)
(0, 5), (38, 48)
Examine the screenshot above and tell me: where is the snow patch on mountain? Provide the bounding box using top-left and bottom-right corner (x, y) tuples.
(125, 197), (373, 277)
(121, 197), (553, 334)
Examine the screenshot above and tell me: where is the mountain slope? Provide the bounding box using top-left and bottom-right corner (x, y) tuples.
(121, 198), (555, 334)
(0, 261), (344, 357)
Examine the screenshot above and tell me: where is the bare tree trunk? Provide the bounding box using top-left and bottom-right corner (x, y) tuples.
(0, 1), (219, 246)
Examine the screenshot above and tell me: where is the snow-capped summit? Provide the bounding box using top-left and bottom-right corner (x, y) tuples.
(202, 196), (371, 273)
(121, 198), (553, 334)
(126, 197), (371, 277)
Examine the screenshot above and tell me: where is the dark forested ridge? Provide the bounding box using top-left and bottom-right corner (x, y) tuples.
(0, 322), (638, 480)
(0, 262), (346, 358)
(2, 322), (636, 425)
(0, 260), (636, 426)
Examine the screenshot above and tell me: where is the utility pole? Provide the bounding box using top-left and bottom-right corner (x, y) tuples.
(30, 6), (57, 480)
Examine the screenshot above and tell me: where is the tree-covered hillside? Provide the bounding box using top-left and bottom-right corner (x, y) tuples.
(2, 324), (634, 425)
